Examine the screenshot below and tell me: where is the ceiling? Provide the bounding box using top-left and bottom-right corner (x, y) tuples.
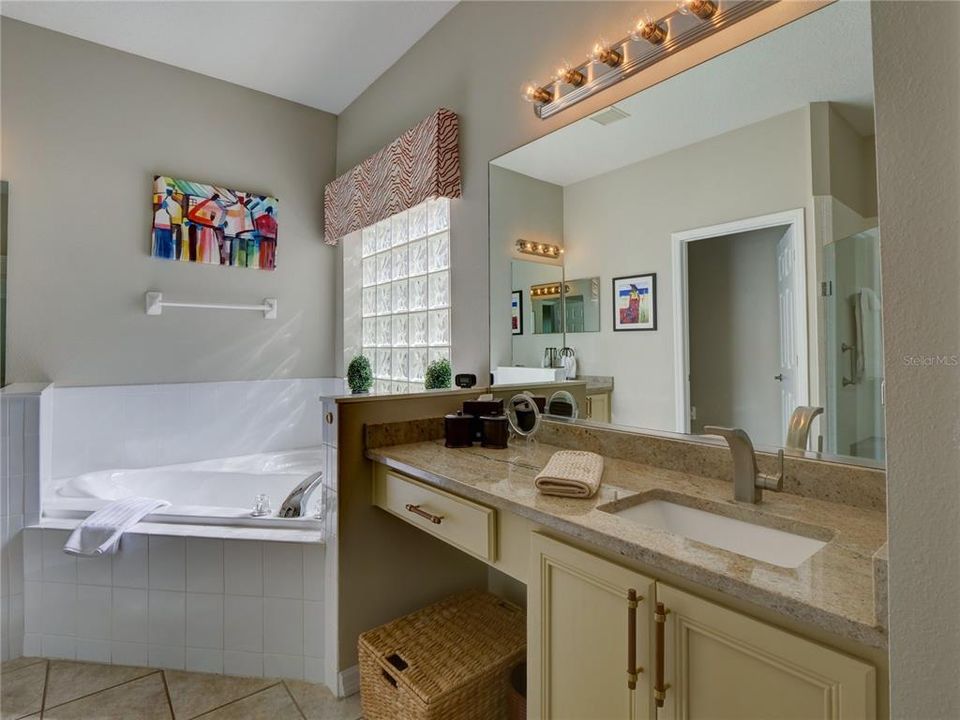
(493, 0), (874, 187)
(1, 1), (456, 114)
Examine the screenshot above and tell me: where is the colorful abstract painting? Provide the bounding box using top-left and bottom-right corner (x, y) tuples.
(151, 176), (279, 270)
(612, 273), (657, 331)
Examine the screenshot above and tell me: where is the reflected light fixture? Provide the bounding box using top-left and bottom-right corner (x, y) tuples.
(516, 238), (563, 259)
(677, 0), (718, 20)
(531, 282), (568, 298)
(631, 15), (668, 45)
(589, 37), (623, 68)
(522, 0), (773, 119)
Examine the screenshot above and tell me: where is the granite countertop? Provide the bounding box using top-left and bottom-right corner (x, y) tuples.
(580, 375), (614, 394)
(366, 439), (887, 648)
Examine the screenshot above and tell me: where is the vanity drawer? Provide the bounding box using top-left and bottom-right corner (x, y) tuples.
(373, 466), (497, 562)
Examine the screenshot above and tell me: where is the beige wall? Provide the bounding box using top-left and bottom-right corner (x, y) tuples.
(489, 165), (563, 371)
(872, 2), (960, 718)
(1, 19), (339, 386)
(335, 0), (826, 385)
(562, 109), (814, 430)
(688, 227), (783, 446)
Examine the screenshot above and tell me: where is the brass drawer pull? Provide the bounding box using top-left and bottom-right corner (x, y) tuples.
(405, 503), (444, 524)
(654, 602), (671, 707)
(626, 588), (644, 690)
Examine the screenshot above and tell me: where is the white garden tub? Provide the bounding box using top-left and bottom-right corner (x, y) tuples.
(44, 448), (326, 531)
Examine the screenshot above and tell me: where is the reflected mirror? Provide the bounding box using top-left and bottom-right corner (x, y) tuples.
(546, 390), (579, 420)
(489, 2), (884, 466)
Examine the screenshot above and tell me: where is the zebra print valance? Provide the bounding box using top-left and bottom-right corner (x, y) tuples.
(323, 108), (462, 245)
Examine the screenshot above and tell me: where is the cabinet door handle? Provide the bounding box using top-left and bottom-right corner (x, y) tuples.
(654, 602), (671, 707)
(626, 589), (643, 690)
(405, 503), (444, 524)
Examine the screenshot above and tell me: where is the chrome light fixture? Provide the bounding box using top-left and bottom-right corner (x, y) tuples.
(555, 59), (586, 87)
(589, 37), (623, 68)
(631, 15), (668, 45)
(521, 80), (553, 105)
(677, 0), (719, 20)
(524, 1), (775, 120)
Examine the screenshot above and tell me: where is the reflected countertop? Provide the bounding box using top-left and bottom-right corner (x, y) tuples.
(366, 439), (887, 649)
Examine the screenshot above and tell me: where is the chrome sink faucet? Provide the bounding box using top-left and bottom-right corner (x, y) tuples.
(279, 471), (324, 518)
(702, 426), (784, 503)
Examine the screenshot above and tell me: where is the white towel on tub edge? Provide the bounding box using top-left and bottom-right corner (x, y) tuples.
(63, 497), (171, 556)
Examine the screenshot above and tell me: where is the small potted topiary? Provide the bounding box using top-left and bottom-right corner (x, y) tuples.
(347, 355), (373, 394)
(424, 357), (452, 390)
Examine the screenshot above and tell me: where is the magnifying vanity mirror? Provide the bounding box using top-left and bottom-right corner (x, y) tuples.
(489, 1), (885, 467)
(506, 393), (543, 438)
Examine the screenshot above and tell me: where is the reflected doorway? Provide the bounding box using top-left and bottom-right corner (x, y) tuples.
(673, 210), (809, 448)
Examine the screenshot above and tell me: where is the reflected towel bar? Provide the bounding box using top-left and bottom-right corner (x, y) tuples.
(145, 292), (277, 319)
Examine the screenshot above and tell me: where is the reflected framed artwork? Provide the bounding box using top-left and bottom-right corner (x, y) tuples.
(151, 175), (279, 270)
(612, 273), (657, 331)
(511, 290), (523, 335)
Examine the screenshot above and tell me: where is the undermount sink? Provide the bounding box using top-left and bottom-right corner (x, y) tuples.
(602, 499), (828, 569)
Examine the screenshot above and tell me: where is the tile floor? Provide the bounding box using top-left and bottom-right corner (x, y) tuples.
(0, 658), (362, 720)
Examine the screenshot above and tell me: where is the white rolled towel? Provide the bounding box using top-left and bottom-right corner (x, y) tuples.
(535, 450), (604, 498)
(63, 497), (170, 556)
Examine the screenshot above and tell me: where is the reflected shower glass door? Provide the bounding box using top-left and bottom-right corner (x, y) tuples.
(823, 226), (884, 461)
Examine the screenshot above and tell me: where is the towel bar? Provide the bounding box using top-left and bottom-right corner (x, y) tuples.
(145, 292), (277, 319)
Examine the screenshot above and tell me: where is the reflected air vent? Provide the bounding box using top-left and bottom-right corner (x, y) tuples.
(589, 105), (630, 126)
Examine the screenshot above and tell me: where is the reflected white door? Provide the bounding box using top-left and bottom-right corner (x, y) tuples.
(776, 229), (800, 442)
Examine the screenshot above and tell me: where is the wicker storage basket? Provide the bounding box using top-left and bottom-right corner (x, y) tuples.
(359, 590), (526, 720)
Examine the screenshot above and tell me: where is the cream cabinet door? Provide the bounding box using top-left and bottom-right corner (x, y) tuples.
(657, 584), (876, 720)
(529, 533), (656, 720)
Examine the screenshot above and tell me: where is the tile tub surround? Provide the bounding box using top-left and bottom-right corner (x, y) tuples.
(49, 378), (344, 480)
(21, 529), (328, 683)
(366, 439), (889, 648)
(0, 657), (361, 719)
(1, 384), (46, 662)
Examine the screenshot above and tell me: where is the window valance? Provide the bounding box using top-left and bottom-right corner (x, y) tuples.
(323, 108), (462, 245)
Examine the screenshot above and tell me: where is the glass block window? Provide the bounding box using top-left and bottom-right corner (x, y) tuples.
(358, 197), (450, 394)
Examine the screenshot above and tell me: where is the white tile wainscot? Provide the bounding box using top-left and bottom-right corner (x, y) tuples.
(1, 383), (47, 661)
(22, 528), (327, 682)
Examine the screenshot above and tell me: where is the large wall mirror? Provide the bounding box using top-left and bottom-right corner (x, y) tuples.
(489, 1), (885, 467)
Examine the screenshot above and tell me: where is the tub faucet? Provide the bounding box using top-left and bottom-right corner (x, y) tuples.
(279, 471), (324, 518)
(702, 426), (783, 504)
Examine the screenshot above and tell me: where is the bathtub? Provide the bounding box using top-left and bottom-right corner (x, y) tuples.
(44, 448), (326, 531)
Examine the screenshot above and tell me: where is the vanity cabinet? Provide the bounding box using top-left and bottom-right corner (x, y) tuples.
(530, 533), (876, 720)
(529, 533), (656, 720)
(657, 584), (876, 720)
(372, 466), (497, 563)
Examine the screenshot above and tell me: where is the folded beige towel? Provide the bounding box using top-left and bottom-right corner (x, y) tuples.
(535, 450), (604, 498)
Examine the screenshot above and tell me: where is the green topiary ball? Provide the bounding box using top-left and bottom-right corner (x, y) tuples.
(347, 355), (373, 394)
(424, 357), (452, 390)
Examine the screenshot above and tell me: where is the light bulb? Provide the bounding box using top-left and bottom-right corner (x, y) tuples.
(554, 59), (585, 87)
(588, 37), (623, 68)
(630, 14), (667, 45)
(676, 0), (717, 20)
(521, 80), (553, 105)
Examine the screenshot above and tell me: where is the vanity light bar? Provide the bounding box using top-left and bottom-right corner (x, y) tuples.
(531, 282), (571, 298)
(516, 238), (563, 258)
(523, 0), (775, 119)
